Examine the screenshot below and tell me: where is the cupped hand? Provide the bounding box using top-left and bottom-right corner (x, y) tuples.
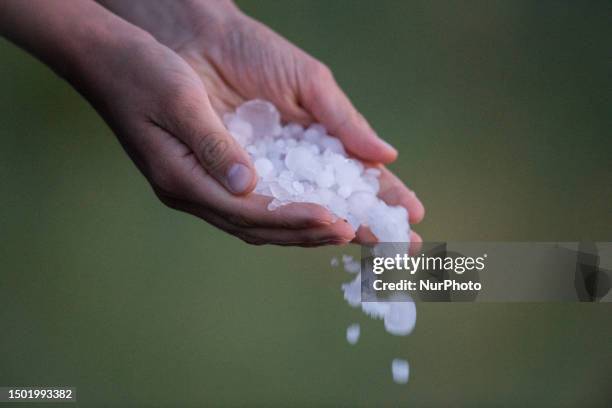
(76, 30), (355, 246)
(94, 0), (424, 245)
(178, 6), (425, 242)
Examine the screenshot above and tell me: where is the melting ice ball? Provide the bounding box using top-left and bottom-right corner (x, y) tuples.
(384, 295), (417, 336)
(224, 99), (410, 242)
(391, 358), (410, 384)
(346, 323), (360, 345)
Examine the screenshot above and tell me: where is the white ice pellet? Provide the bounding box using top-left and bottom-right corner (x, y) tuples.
(320, 136), (345, 155)
(292, 181), (305, 195)
(334, 160), (361, 187)
(315, 166), (335, 189)
(236, 99), (281, 138)
(283, 123), (303, 138)
(341, 255), (360, 274)
(309, 123), (327, 135)
(303, 127), (321, 143)
(361, 301), (390, 320)
(348, 192), (377, 225)
(391, 359), (410, 384)
(365, 168), (381, 178)
(346, 323), (360, 345)
(254, 158), (274, 179)
(384, 296), (416, 336)
(341, 275), (362, 307)
(285, 146), (319, 181)
(338, 185), (353, 199)
(225, 114), (253, 145)
(269, 182), (290, 200)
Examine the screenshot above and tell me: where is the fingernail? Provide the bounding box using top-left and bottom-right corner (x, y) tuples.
(318, 238), (345, 246)
(380, 139), (397, 153)
(226, 163), (253, 194)
(314, 218), (333, 226)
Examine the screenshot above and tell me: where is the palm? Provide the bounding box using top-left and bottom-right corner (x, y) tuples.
(176, 18), (313, 124)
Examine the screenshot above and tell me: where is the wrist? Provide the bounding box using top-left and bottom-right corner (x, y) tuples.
(95, 0), (242, 51)
(66, 19), (155, 87)
(0, 0), (155, 89)
(46, 5), (167, 118)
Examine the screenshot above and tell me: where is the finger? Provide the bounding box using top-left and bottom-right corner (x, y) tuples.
(187, 170), (337, 229)
(409, 231), (423, 255)
(353, 227), (422, 255)
(300, 63), (397, 163)
(156, 84), (256, 195)
(144, 124), (338, 228)
(225, 194), (337, 229)
(377, 167), (425, 224)
(240, 221), (356, 246)
(162, 196), (355, 246)
(354, 225), (377, 244)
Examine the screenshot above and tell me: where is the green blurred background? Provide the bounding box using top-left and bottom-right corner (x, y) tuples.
(1, 0), (611, 406)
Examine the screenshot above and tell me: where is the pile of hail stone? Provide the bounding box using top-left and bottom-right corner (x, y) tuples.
(225, 100), (414, 385)
(223, 100), (410, 242)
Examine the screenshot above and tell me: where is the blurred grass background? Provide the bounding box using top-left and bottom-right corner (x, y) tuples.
(1, 0), (611, 406)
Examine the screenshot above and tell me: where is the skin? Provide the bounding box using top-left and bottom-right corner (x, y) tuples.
(0, 0), (424, 247)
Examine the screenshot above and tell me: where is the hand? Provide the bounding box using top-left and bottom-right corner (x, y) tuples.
(96, 0), (426, 244)
(86, 37), (361, 246)
(1, 0), (355, 246)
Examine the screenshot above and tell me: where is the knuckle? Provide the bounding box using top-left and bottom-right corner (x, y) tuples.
(310, 61), (333, 81)
(329, 111), (352, 134)
(155, 191), (179, 210)
(196, 132), (232, 172)
(149, 165), (181, 197)
(227, 212), (257, 228)
(170, 87), (201, 113)
(236, 232), (265, 246)
(277, 214), (294, 229)
(159, 86), (201, 124)
(157, 85), (205, 129)
(302, 60), (334, 99)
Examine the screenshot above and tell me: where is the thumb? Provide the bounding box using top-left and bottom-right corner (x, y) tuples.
(161, 90), (256, 195)
(301, 63), (397, 163)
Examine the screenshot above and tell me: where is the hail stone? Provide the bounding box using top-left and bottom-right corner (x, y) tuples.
(391, 359), (410, 384)
(346, 323), (360, 345)
(236, 99), (282, 139)
(254, 158), (274, 179)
